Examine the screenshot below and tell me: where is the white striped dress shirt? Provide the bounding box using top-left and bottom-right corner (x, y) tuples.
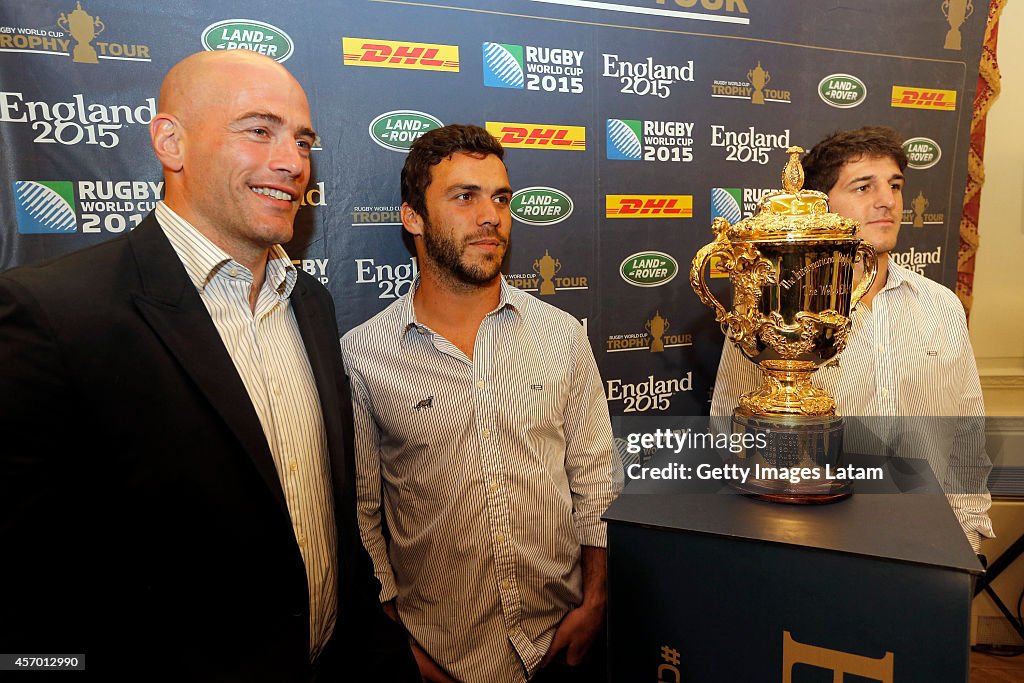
(711, 260), (994, 550)
(342, 277), (616, 683)
(155, 202), (338, 658)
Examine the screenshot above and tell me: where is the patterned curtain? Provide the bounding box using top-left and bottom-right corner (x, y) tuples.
(958, 0), (1008, 321)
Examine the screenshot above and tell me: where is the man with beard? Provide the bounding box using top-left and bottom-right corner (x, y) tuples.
(341, 124), (616, 683)
(710, 126), (993, 552)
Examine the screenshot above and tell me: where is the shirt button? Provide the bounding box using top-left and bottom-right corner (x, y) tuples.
(289, 461), (297, 472)
(881, 389), (889, 398)
(477, 379), (485, 389)
(500, 579), (511, 591)
(228, 267), (238, 277)
(482, 428), (491, 439)
(489, 481), (498, 492)
(878, 344), (884, 353)
(495, 533), (505, 544)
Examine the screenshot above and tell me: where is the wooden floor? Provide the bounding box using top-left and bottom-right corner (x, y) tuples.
(969, 648), (1024, 682)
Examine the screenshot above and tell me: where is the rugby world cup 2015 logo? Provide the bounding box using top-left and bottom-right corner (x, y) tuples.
(13, 181), (77, 234)
(482, 43), (524, 89)
(710, 187), (742, 224)
(607, 119), (642, 160)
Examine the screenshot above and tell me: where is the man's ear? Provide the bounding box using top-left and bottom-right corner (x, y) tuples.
(401, 202), (424, 238)
(150, 113), (184, 173)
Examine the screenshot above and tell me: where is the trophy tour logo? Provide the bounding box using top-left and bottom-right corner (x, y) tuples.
(601, 53), (694, 99)
(902, 137), (942, 169)
(350, 202), (401, 228)
(606, 370), (693, 413)
(606, 119), (694, 163)
(606, 311), (693, 353)
(369, 110), (443, 152)
(486, 122), (585, 150)
(606, 195), (693, 218)
(817, 74), (867, 108)
(890, 246), (942, 275)
(0, 2), (152, 64)
(13, 178), (163, 234)
(648, 0), (750, 16)
(619, 251), (679, 287)
(0, 89), (155, 149)
(941, 0), (974, 50)
(201, 19), (294, 62)
(891, 86), (956, 111)
(506, 249), (588, 295)
(510, 187), (574, 226)
(901, 191), (944, 228)
(711, 62), (791, 105)
(354, 256), (419, 300)
(709, 124), (790, 165)
(343, 37), (459, 72)
(482, 42), (585, 94)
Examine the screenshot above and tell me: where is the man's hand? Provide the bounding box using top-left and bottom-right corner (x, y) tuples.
(539, 601), (605, 668)
(540, 546), (607, 669)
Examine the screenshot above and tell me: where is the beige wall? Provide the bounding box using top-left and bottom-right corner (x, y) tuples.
(972, 0), (1024, 417)
(969, 1), (1022, 642)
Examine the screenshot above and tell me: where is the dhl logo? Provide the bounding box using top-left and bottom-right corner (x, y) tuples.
(890, 86), (956, 111)
(606, 195), (693, 218)
(486, 122), (586, 150)
(342, 37), (459, 72)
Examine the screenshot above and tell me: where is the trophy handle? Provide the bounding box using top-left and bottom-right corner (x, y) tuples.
(849, 241), (877, 309)
(690, 240), (730, 323)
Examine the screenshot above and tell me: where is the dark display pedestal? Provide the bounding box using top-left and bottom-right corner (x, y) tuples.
(604, 453), (983, 682)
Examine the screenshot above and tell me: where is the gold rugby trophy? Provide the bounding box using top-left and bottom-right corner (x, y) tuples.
(691, 147), (876, 503)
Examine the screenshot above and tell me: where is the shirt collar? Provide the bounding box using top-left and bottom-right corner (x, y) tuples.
(154, 201), (297, 298)
(880, 257), (919, 295)
(398, 274), (524, 341)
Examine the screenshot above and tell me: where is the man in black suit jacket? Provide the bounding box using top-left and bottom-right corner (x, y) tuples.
(0, 50), (418, 681)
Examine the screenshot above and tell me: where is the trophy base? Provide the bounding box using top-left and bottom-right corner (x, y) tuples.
(727, 410), (850, 504)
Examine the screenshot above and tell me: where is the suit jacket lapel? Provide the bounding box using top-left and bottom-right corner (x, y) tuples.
(290, 279), (350, 493)
(126, 214), (288, 513)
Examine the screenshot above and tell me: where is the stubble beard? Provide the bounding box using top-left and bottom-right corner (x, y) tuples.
(422, 217), (506, 288)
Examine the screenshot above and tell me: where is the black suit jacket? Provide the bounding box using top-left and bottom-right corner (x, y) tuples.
(0, 214), (416, 681)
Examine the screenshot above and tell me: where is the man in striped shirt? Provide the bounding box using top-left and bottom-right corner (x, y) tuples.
(342, 124), (617, 683)
(711, 126), (994, 551)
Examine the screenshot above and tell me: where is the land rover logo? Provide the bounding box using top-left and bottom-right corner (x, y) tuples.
(369, 111), (443, 152)
(201, 20), (294, 63)
(902, 137), (942, 170)
(620, 251), (679, 287)
(510, 187), (574, 225)
(818, 74), (866, 109)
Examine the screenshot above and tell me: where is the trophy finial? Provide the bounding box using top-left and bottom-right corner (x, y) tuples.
(782, 146), (805, 193)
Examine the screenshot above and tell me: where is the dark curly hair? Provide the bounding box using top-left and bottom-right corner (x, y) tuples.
(401, 124), (505, 220)
(803, 126), (908, 193)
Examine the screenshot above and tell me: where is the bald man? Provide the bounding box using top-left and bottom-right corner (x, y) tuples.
(0, 51), (417, 681)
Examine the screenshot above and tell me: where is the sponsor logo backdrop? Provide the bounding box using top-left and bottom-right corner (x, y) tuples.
(0, 0), (988, 415)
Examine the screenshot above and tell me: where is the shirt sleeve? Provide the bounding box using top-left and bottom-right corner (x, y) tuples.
(710, 339), (762, 417)
(562, 321), (617, 548)
(341, 339), (399, 602)
(943, 302), (994, 552)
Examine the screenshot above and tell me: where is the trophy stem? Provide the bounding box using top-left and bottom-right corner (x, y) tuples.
(738, 359), (836, 416)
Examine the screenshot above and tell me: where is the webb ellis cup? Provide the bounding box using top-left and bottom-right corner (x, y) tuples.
(691, 147), (877, 502)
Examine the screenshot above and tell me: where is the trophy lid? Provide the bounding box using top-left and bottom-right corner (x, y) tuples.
(723, 146), (861, 241)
